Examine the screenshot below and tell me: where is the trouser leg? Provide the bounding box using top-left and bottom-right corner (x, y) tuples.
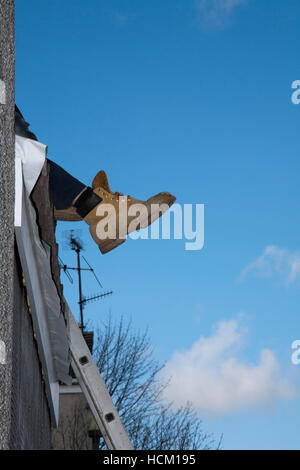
(48, 159), (86, 209)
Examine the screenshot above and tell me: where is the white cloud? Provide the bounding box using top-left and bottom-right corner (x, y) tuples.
(240, 245), (300, 285)
(195, 0), (247, 28)
(161, 319), (294, 415)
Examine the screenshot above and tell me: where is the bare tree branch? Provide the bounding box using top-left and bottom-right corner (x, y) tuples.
(92, 315), (221, 450)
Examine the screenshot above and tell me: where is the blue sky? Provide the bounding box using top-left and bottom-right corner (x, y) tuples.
(16, 0), (300, 449)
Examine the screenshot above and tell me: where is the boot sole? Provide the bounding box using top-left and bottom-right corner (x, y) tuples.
(54, 207), (82, 222)
(98, 238), (126, 254)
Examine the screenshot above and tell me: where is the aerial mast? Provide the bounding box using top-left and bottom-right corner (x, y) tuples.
(59, 230), (112, 333)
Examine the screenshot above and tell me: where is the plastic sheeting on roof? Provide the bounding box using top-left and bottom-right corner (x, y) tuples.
(15, 134), (71, 386)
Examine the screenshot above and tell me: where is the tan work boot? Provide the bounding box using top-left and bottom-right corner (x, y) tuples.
(86, 171), (176, 254)
(55, 170), (176, 254)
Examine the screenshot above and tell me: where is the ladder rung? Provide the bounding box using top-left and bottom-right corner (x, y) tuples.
(66, 302), (134, 450)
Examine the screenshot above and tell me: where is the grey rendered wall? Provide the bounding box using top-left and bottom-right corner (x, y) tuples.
(9, 251), (52, 450)
(0, 0), (16, 450)
(0, 1), (52, 449)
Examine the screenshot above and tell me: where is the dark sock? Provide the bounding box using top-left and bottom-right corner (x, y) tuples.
(73, 187), (102, 218)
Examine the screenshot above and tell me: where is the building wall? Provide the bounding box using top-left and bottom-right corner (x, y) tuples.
(52, 388), (96, 450)
(0, 1), (54, 448)
(0, 0), (15, 450)
(9, 249), (52, 450)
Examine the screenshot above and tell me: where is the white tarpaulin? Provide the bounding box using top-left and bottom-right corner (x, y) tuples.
(15, 135), (71, 393)
(15, 135), (47, 195)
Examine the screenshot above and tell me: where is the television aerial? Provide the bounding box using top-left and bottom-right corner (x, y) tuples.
(59, 230), (112, 332)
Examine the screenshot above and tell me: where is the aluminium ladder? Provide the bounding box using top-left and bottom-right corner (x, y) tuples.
(67, 304), (134, 450)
